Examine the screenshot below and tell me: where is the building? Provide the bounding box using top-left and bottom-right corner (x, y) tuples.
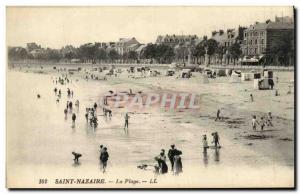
(156, 34), (198, 47)
(211, 30), (227, 46)
(26, 42), (41, 52)
(115, 37), (140, 55)
(135, 44), (147, 60)
(223, 29), (239, 48)
(29, 48), (44, 58)
(242, 20), (294, 57)
(275, 16), (294, 23)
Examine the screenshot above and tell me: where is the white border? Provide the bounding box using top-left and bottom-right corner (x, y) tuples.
(1, 0), (299, 194)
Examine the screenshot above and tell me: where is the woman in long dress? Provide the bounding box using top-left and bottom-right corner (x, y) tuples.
(173, 155), (183, 175)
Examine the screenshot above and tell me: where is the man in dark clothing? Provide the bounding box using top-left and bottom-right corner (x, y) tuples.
(124, 113), (130, 132)
(168, 145), (182, 171)
(85, 113), (88, 122)
(94, 103), (98, 110)
(269, 79), (274, 90)
(69, 101), (73, 110)
(72, 113), (76, 127)
(250, 94), (254, 102)
(212, 132), (221, 147)
(64, 108), (68, 119)
(215, 109), (221, 121)
(72, 152), (82, 163)
(100, 147), (109, 173)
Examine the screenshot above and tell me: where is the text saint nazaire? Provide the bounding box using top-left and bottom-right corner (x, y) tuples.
(55, 178), (105, 184)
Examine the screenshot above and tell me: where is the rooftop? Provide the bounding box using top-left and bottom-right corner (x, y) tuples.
(245, 21), (294, 31)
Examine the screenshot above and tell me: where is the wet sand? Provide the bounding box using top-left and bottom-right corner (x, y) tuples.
(6, 65), (294, 188)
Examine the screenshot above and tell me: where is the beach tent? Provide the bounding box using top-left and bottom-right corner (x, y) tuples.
(263, 70), (273, 78)
(232, 70), (241, 77)
(165, 69), (175, 76)
(254, 78), (270, 90)
(203, 69), (212, 77)
(215, 69), (226, 76)
(147, 70), (157, 77)
(241, 73), (254, 81)
(230, 71), (241, 83)
(180, 69), (192, 78)
(225, 69), (233, 77)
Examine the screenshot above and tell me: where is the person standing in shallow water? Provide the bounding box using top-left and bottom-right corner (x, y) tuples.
(168, 145), (182, 171)
(215, 109), (221, 121)
(124, 113), (130, 133)
(155, 151), (168, 174)
(72, 113), (76, 127)
(202, 135), (209, 153)
(173, 155), (183, 175)
(250, 94), (254, 102)
(85, 112), (88, 122)
(100, 147), (109, 173)
(211, 132), (221, 148)
(64, 108), (68, 120)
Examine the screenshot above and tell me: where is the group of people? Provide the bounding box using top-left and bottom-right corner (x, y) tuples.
(252, 111), (273, 131)
(64, 100), (78, 124)
(202, 132), (221, 154)
(85, 105), (98, 128)
(215, 106), (274, 133)
(71, 145), (110, 173)
(54, 75), (70, 85)
(154, 145), (183, 175)
(67, 88), (74, 98)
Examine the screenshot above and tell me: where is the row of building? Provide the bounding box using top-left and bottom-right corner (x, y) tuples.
(25, 15), (294, 65)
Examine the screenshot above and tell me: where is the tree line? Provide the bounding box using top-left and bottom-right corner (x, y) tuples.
(8, 31), (294, 66)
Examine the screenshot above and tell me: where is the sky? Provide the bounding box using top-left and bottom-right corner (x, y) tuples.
(6, 6), (294, 49)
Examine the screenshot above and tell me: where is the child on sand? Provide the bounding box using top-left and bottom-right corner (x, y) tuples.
(260, 117), (265, 131)
(252, 115), (258, 131)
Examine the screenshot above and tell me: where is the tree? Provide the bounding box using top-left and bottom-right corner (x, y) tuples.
(216, 45), (225, 64)
(78, 43), (98, 63)
(174, 43), (187, 63)
(155, 44), (175, 64)
(108, 49), (119, 63)
(142, 44), (156, 61)
(266, 32), (294, 66)
(96, 48), (107, 62)
(192, 44), (206, 64)
(8, 47), (29, 61)
(61, 45), (78, 62)
(45, 48), (62, 62)
(203, 39), (218, 64)
(229, 43), (242, 65)
(128, 51), (138, 62)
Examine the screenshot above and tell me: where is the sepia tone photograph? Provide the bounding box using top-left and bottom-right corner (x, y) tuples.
(6, 6), (295, 188)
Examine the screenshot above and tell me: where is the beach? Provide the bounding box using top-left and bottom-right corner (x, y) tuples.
(6, 64), (295, 188)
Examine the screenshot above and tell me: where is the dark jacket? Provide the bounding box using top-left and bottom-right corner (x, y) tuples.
(158, 159), (168, 174)
(100, 151), (109, 162)
(168, 149), (182, 160)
